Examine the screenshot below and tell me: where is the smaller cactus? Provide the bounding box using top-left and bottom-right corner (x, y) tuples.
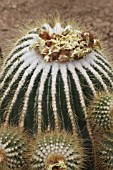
(31, 132), (85, 170)
(88, 92), (113, 170)
(88, 92), (113, 131)
(95, 131), (113, 170)
(0, 126), (28, 170)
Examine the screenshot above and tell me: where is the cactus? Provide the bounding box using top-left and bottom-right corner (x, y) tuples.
(96, 131), (113, 170)
(89, 92), (113, 131)
(0, 19), (113, 169)
(0, 126), (28, 170)
(88, 92), (113, 170)
(31, 132), (85, 170)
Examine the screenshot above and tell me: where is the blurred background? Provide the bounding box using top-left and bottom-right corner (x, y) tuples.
(0, 0), (113, 54)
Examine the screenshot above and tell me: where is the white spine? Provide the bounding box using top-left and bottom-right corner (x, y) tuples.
(64, 25), (72, 31)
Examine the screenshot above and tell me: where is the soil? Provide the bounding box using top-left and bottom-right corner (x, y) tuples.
(0, 0), (113, 57)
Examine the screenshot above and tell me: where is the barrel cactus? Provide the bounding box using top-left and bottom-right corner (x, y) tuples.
(31, 132), (85, 170)
(0, 19), (113, 169)
(89, 92), (113, 131)
(0, 126), (28, 170)
(96, 131), (113, 170)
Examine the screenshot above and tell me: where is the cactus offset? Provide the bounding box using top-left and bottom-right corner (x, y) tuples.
(89, 92), (113, 131)
(93, 131), (113, 170)
(0, 126), (28, 170)
(0, 18), (113, 169)
(31, 132), (85, 170)
(88, 92), (113, 170)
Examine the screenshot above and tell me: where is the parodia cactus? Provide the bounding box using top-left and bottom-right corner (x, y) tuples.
(0, 19), (113, 169)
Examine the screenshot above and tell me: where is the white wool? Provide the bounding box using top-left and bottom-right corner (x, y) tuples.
(0, 47), (29, 79)
(64, 25), (72, 31)
(53, 23), (63, 35)
(91, 60), (113, 86)
(42, 24), (53, 35)
(1, 34), (38, 79)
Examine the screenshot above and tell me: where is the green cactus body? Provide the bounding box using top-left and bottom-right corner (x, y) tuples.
(0, 21), (113, 169)
(88, 92), (113, 170)
(94, 131), (113, 170)
(31, 132), (85, 170)
(0, 127), (28, 170)
(89, 93), (113, 131)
